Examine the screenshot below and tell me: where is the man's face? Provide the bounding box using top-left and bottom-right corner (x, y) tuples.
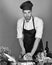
(22, 10), (32, 22)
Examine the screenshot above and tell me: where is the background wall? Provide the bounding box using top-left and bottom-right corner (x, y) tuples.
(0, 0), (52, 60)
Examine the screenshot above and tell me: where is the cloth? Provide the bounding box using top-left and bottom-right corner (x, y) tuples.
(4, 53), (16, 63)
(17, 17), (43, 39)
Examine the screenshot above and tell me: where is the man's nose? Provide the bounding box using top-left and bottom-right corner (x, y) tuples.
(26, 12), (29, 15)
(26, 14), (29, 17)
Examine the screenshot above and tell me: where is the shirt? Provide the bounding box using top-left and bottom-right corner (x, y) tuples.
(17, 17), (44, 39)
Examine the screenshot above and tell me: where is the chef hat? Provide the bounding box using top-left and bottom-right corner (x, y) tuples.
(20, 1), (33, 10)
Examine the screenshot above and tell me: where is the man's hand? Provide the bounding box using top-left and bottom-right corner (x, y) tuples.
(19, 48), (25, 59)
(21, 48), (26, 55)
(18, 38), (25, 55)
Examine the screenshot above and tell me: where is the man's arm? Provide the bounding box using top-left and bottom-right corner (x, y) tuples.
(24, 38), (40, 59)
(18, 38), (25, 55)
(31, 18), (44, 56)
(31, 38), (40, 56)
(17, 19), (25, 55)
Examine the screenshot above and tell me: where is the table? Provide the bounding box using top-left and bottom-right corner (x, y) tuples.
(18, 59), (36, 65)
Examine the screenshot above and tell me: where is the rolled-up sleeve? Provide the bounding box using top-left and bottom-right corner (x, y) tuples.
(35, 19), (44, 39)
(17, 19), (23, 38)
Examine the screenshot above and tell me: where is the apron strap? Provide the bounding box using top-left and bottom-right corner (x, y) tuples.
(32, 16), (35, 29)
(23, 19), (25, 30)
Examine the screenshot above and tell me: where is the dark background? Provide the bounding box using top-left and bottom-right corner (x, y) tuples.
(0, 0), (52, 60)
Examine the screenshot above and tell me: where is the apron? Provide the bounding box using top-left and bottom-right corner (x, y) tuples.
(23, 17), (43, 59)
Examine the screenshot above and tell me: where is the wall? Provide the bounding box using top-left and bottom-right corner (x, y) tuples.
(0, 0), (52, 60)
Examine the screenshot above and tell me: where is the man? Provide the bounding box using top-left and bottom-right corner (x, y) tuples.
(17, 1), (44, 59)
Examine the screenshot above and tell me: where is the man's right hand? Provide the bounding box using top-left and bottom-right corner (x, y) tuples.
(19, 48), (25, 59)
(21, 48), (25, 55)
